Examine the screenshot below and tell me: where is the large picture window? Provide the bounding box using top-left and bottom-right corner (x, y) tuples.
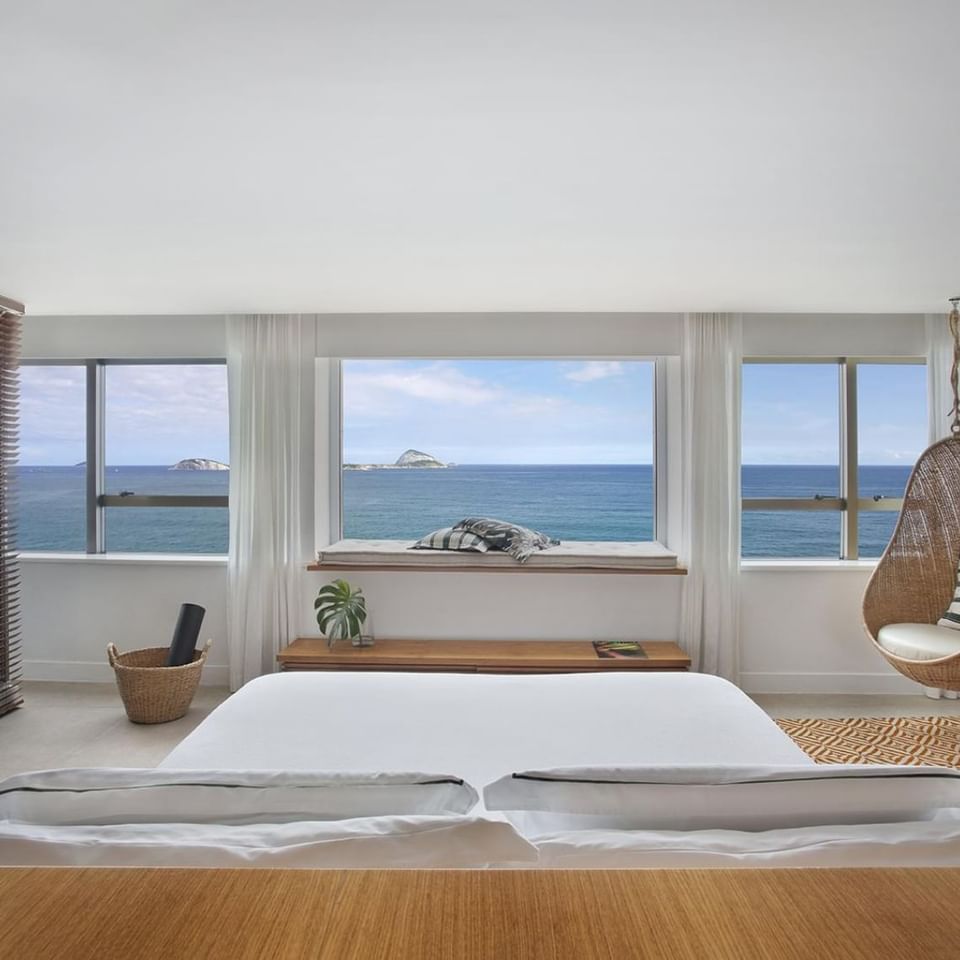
(742, 358), (926, 559)
(19, 360), (228, 555)
(339, 359), (658, 542)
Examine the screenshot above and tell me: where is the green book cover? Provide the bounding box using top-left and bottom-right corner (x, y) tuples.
(593, 641), (647, 659)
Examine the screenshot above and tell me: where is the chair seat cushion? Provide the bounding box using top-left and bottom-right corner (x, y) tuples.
(878, 623), (960, 661)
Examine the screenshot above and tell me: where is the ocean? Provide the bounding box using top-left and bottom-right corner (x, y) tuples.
(15, 464), (911, 558)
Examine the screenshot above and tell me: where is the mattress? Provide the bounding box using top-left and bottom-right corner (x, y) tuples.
(160, 672), (810, 802)
(316, 539), (679, 570)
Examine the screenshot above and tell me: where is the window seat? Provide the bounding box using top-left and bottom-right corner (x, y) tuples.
(309, 540), (684, 575)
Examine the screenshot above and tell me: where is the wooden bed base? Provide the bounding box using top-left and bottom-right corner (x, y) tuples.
(2, 867), (960, 959)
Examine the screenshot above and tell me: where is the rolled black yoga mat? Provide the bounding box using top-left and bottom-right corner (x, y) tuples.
(166, 603), (206, 667)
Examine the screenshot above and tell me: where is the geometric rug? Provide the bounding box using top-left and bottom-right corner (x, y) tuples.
(776, 716), (960, 767)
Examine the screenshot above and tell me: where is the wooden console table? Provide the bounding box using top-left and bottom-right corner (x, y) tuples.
(2, 867), (959, 959)
(278, 637), (691, 673)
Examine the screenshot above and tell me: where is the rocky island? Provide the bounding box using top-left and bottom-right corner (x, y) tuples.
(344, 449), (450, 471)
(170, 458), (230, 471)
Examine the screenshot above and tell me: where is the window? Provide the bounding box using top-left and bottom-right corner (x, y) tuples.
(742, 359), (926, 559)
(19, 360), (228, 554)
(857, 363), (927, 558)
(19, 364), (87, 551)
(339, 359), (658, 542)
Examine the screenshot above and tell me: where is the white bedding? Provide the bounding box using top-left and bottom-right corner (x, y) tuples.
(161, 672), (810, 808)
(486, 764), (960, 832)
(8, 672), (960, 868)
(532, 816), (960, 868)
(0, 767), (536, 868)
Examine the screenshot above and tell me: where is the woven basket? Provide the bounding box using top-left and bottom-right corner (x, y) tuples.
(107, 639), (212, 724)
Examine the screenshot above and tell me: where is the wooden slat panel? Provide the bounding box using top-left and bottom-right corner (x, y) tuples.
(2, 867), (960, 960)
(0, 310), (21, 717)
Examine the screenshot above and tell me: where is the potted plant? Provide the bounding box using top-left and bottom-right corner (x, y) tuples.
(314, 579), (369, 648)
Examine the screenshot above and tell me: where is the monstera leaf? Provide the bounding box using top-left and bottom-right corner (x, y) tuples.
(314, 579), (367, 648)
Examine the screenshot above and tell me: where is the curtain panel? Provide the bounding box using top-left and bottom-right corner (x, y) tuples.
(679, 312), (743, 680)
(226, 315), (303, 690)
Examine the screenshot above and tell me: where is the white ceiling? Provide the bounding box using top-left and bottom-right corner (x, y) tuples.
(3, 0), (959, 315)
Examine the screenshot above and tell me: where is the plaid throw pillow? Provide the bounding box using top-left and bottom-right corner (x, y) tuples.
(453, 517), (559, 563)
(411, 527), (489, 552)
(938, 557), (960, 631)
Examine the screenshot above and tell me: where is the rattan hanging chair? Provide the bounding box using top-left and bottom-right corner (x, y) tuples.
(862, 437), (960, 690)
(863, 298), (960, 691)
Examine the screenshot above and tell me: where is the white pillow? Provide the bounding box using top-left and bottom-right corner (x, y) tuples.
(484, 765), (960, 832)
(0, 815), (537, 868)
(411, 527), (489, 552)
(938, 555), (960, 629)
(0, 768), (479, 825)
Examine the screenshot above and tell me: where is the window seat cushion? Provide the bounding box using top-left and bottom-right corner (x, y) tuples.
(317, 539), (679, 570)
(877, 623), (960, 662)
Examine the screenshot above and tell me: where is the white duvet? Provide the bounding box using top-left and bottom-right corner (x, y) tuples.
(161, 671), (810, 796)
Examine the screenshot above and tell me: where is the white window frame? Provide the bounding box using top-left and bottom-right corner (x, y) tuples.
(326, 356), (673, 549)
(742, 356), (925, 561)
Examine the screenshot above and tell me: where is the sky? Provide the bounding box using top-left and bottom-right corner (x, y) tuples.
(20, 364), (229, 465)
(19, 359), (927, 466)
(342, 359), (654, 464)
(741, 363), (927, 466)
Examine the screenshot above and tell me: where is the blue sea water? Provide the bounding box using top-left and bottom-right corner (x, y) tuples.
(16, 463), (912, 558)
(16, 466), (230, 553)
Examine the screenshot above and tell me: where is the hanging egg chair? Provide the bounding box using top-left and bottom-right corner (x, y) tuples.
(863, 298), (960, 692)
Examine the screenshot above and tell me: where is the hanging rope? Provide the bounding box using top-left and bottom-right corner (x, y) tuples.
(950, 298), (960, 438)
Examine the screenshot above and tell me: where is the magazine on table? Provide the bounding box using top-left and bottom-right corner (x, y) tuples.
(593, 641), (648, 659)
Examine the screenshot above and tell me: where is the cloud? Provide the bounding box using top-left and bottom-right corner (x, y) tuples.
(564, 361), (625, 383)
(342, 360), (655, 464)
(104, 365), (229, 462)
(344, 363), (501, 414)
(20, 363), (229, 464)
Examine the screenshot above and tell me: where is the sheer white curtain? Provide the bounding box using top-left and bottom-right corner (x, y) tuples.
(226, 315), (303, 690)
(679, 312), (742, 679)
(926, 312), (955, 444)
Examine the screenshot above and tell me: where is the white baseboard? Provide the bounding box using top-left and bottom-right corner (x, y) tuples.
(23, 659), (229, 687)
(740, 671), (920, 695)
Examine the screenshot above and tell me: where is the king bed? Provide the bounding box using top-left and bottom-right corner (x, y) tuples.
(4, 671), (960, 870)
(159, 670), (811, 781)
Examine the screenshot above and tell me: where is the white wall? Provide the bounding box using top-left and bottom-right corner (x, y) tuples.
(23, 315), (226, 359)
(740, 565), (912, 694)
(296, 570), (682, 646)
(21, 558), (228, 685)
(21, 311), (928, 693)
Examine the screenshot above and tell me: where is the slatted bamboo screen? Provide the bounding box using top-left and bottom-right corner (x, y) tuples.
(0, 300), (22, 717)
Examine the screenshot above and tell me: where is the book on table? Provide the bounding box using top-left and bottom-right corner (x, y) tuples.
(593, 641), (648, 659)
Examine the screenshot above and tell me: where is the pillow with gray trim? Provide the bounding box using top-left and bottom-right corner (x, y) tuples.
(938, 556), (960, 630)
(453, 517), (559, 563)
(411, 527), (489, 553)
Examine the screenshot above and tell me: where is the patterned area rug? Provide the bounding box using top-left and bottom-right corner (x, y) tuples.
(776, 716), (960, 767)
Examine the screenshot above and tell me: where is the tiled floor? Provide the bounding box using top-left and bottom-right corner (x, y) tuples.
(750, 693), (960, 719)
(0, 682), (230, 780)
(3, 682), (960, 779)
